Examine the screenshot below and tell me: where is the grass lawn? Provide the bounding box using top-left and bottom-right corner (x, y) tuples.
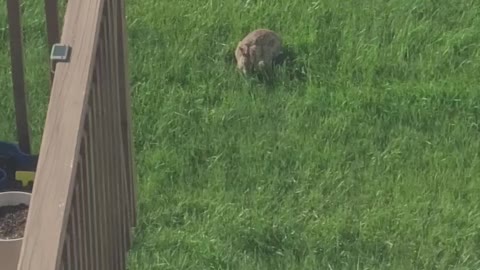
(1, 0), (480, 269)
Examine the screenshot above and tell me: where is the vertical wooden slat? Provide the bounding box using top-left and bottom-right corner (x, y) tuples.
(74, 157), (85, 270)
(116, 0), (137, 238)
(92, 60), (107, 270)
(70, 182), (79, 270)
(6, 0), (31, 154)
(98, 17), (114, 269)
(102, 10), (116, 269)
(105, 0), (127, 268)
(65, 225), (73, 270)
(61, 236), (68, 270)
(44, 0), (60, 83)
(87, 97), (101, 270)
(105, 24), (116, 270)
(83, 110), (95, 270)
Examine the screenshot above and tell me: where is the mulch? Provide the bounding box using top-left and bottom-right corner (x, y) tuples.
(0, 203), (29, 240)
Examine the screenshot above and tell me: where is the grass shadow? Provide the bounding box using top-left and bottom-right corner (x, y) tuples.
(223, 43), (308, 90)
(275, 44), (309, 82)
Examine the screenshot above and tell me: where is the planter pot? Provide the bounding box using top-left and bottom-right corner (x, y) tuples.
(0, 191), (31, 270)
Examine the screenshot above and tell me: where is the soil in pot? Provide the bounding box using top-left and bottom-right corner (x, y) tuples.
(0, 203), (28, 240)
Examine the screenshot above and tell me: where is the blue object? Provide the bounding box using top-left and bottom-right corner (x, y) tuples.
(0, 168), (6, 188)
(0, 141), (38, 190)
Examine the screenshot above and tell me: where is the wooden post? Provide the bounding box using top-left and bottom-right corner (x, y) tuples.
(17, 0), (106, 268)
(7, 0), (31, 154)
(44, 0), (60, 84)
(117, 0), (137, 233)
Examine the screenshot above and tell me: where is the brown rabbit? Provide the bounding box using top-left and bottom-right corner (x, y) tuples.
(235, 29), (283, 75)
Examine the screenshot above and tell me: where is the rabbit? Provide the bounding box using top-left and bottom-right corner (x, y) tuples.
(235, 29), (283, 75)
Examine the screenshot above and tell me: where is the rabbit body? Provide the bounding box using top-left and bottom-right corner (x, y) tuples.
(235, 29), (283, 75)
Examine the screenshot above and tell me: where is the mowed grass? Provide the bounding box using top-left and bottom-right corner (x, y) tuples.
(2, 0), (480, 269)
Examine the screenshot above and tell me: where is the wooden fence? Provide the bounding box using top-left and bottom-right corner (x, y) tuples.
(5, 0), (137, 269)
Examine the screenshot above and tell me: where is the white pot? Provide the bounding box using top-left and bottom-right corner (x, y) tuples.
(0, 192), (31, 270)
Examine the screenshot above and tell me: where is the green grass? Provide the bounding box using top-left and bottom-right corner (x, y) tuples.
(2, 0), (480, 269)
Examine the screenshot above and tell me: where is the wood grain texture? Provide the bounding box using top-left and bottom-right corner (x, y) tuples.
(7, 0), (31, 154)
(16, 0), (105, 268)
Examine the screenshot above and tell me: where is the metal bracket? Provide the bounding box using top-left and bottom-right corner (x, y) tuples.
(50, 44), (71, 63)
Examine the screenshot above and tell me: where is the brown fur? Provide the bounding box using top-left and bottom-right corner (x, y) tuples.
(235, 29), (283, 75)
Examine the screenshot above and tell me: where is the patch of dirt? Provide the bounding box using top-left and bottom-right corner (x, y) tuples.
(0, 203), (29, 240)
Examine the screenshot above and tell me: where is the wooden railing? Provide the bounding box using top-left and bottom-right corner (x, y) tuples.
(15, 0), (137, 269)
